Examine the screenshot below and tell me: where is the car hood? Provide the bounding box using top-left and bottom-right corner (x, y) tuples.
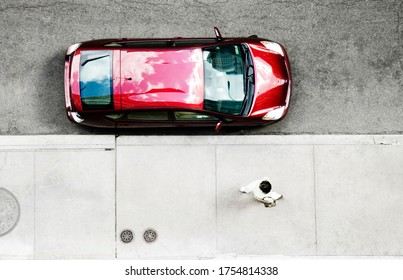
(120, 48), (204, 110)
(248, 43), (290, 116)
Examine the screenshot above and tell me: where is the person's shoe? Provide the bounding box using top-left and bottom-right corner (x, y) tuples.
(268, 202), (276, 207)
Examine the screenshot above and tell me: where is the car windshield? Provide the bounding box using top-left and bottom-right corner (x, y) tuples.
(202, 44), (254, 116)
(80, 50), (113, 110)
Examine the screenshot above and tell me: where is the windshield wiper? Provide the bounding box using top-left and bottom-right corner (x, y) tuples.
(241, 46), (255, 115)
(243, 49), (250, 95)
(81, 54), (109, 66)
(241, 76), (250, 114)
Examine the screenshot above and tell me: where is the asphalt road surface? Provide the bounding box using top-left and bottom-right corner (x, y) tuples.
(0, 0), (402, 135)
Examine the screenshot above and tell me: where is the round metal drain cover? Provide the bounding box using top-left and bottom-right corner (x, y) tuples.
(0, 188), (20, 237)
(143, 228), (157, 243)
(120, 229), (134, 243)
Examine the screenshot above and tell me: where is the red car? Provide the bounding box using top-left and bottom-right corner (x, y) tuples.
(64, 28), (291, 131)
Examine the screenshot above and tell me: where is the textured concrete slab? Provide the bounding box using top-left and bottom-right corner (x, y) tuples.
(0, 152), (35, 259)
(0, 136), (115, 259)
(34, 150), (115, 259)
(116, 145), (216, 259)
(116, 136), (317, 257)
(315, 144), (403, 256)
(216, 145), (316, 256)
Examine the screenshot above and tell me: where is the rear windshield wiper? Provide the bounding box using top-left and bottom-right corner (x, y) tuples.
(81, 54), (109, 66)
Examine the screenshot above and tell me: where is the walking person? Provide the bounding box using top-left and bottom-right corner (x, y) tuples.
(240, 177), (283, 207)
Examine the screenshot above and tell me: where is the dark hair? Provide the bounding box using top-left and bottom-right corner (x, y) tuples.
(259, 180), (272, 194)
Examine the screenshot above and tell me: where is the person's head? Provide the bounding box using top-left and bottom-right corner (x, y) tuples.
(259, 180), (272, 194)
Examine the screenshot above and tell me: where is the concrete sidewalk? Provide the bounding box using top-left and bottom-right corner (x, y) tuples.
(1, 135), (403, 259)
(0, 136), (116, 259)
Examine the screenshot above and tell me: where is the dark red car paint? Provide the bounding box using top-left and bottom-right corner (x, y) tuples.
(64, 32), (291, 129)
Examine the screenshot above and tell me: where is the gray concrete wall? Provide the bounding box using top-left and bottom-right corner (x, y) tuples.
(1, 135), (403, 259)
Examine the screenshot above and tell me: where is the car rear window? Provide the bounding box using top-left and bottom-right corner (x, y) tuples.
(80, 50), (113, 110)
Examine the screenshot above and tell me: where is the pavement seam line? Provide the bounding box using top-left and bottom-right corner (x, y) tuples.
(114, 136), (118, 259)
(313, 145), (318, 256)
(215, 145), (218, 255)
(33, 151), (36, 260)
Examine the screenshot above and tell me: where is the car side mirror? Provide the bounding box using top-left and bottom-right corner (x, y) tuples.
(214, 27), (222, 41)
(215, 121), (223, 133)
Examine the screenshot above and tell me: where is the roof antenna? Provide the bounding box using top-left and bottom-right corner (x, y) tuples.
(214, 27), (222, 41)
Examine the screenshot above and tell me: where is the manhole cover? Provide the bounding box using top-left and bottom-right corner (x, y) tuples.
(0, 188), (20, 237)
(120, 229), (134, 243)
(143, 228), (157, 243)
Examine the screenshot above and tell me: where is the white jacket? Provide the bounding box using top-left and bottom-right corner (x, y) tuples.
(240, 177), (282, 203)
